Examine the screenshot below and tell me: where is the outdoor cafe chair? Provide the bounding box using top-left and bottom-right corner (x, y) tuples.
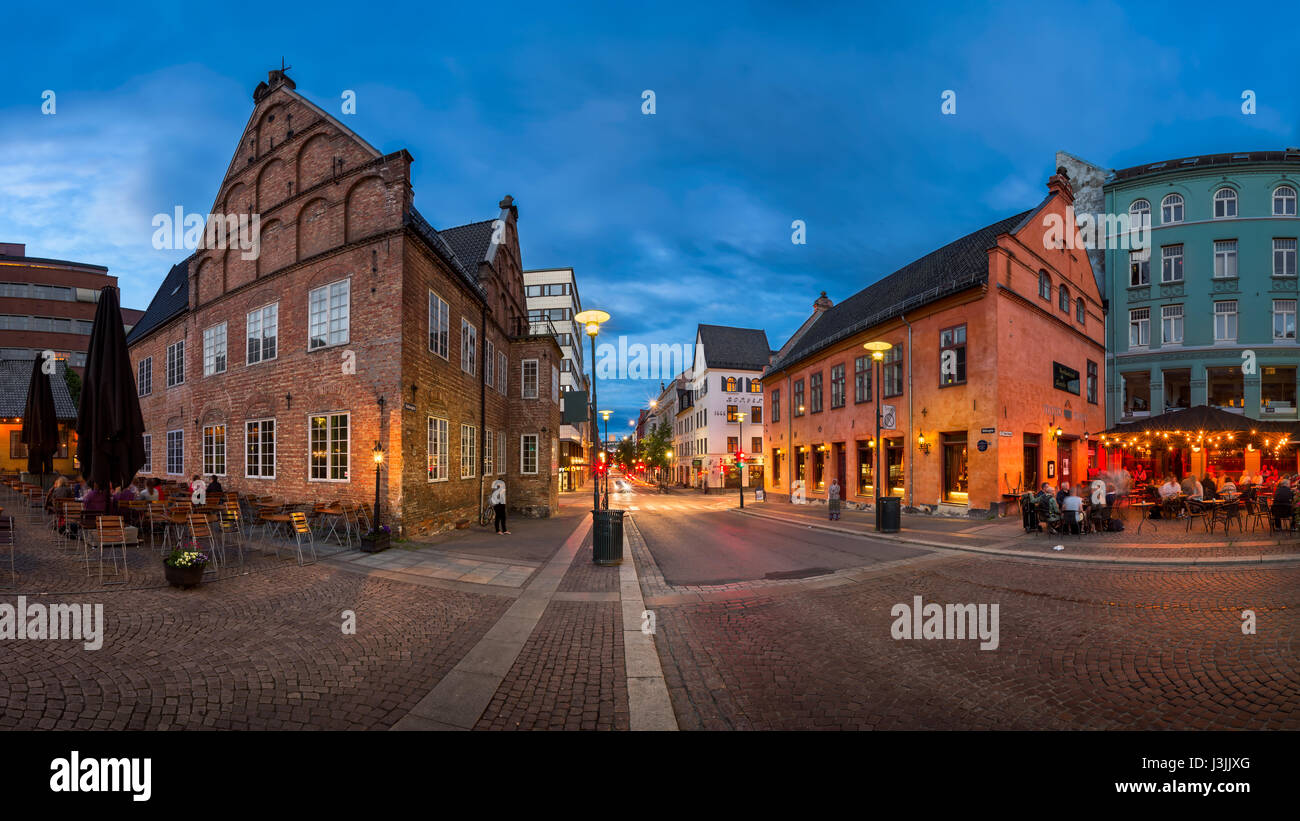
(1033, 496), (1063, 535)
(0, 516), (15, 590)
(25, 487), (45, 525)
(275, 511), (317, 566)
(89, 515), (129, 585)
(188, 513), (225, 573)
(1184, 499), (1213, 533)
(219, 500), (247, 544)
(54, 500), (82, 551)
(1243, 497), (1269, 533)
(1210, 498), (1243, 536)
(1270, 502), (1295, 535)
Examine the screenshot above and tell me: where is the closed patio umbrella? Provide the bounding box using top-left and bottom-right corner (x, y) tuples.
(76, 286), (146, 490)
(20, 355), (60, 491)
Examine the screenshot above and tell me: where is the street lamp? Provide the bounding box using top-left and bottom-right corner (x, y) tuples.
(735, 410), (746, 509)
(599, 409), (613, 508)
(863, 340), (893, 531)
(577, 309), (610, 513)
(371, 440), (384, 534)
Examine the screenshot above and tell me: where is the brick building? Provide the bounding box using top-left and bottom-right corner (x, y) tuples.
(126, 69), (560, 535)
(0, 242), (143, 373)
(763, 169), (1106, 515)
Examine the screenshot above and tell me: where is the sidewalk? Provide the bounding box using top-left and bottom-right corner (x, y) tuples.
(737, 499), (1300, 565)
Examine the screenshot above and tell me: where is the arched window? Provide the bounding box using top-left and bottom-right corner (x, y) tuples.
(725, 376), (737, 392)
(1038, 270), (1051, 301)
(1058, 283), (1069, 313)
(1161, 193), (1184, 223)
(1274, 186), (1297, 216)
(1128, 199), (1151, 228)
(1213, 187), (1238, 219)
(750, 379), (762, 393)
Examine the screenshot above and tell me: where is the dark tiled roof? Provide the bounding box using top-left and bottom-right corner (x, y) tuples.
(697, 324), (771, 371)
(438, 219), (496, 270)
(0, 358), (78, 420)
(405, 209), (488, 300)
(1110, 149), (1300, 184)
(1103, 405), (1297, 435)
(125, 257), (192, 345)
(766, 209), (1033, 375)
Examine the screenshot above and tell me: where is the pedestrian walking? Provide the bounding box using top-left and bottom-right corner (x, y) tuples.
(490, 478), (510, 534)
(828, 478), (842, 520)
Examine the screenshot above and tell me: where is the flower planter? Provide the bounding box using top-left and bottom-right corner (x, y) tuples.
(359, 532), (390, 553)
(164, 563), (206, 589)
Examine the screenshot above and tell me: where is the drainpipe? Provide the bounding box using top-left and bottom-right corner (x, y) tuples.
(900, 313), (914, 509)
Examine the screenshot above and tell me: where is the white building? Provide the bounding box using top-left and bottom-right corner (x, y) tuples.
(523, 267), (588, 491)
(671, 324), (772, 490)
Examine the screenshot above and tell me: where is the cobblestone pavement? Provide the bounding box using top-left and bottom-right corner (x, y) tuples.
(0, 523), (511, 730)
(648, 551), (1300, 729)
(475, 536), (629, 730)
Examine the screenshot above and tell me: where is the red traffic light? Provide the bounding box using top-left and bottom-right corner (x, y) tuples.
(736, 451), (746, 463)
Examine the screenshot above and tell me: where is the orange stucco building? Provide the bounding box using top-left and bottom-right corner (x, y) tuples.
(763, 170), (1106, 514)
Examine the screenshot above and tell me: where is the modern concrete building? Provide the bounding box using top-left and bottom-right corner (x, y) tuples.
(523, 267), (588, 491)
(0, 242), (143, 373)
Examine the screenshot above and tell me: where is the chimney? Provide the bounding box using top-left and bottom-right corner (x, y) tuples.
(813, 291), (833, 313)
(498, 194), (518, 221)
(1046, 166), (1075, 204)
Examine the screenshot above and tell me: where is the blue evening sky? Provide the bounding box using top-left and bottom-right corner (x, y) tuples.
(1, 0), (1295, 423)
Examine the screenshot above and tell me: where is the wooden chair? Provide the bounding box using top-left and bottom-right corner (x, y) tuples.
(188, 513), (224, 572)
(276, 511), (317, 566)
(90, 515), (129, 585)
(25, 487), (44, 525)
(55, 500), (82, 551)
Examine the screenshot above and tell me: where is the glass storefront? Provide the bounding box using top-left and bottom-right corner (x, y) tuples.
(1123, 372), (1151, 415)
(857, 441), (874, 496)
(885, 437), (905, 496)
(1163, 368), (1191, 412)
(1207, 366), (1244, 410)
(1262, 366), (1297, 415)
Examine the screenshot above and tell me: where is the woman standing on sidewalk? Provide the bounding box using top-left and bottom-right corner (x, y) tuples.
(490, 478), (510, 535)
(828, 478), (842, 520)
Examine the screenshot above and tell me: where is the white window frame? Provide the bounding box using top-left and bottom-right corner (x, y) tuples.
(498, 351), (508, 394)
(166, 340), (184, 387)
(429, 291), (449, 359)
(1161, 193), (1184, 224)
(1129, 247), (1150, 287)
(308, 278), (350, 351)
(1213, 240), (1238, 278)
(521, 434), (539, 475)
(427, 417), (449, 482)
(1161, 245), (1184, 283)
(461, 424), (477, 479)
(1274, 300), (1297, 341)
(245, 418), (276, 479)
(1128, 199), (1151, 230)
(308, 412), (350, 482)
(1129, 307), (1150, 348)
(202, 424), (227, 476)
(1214, 300), (1238, 343)
(484, 427), (494, 475)
(522, 359), (539, 399)
(137, 356), (153, 397)
(166, 429), (184, 475)
(460, 318), (477, 376)
(141, 433), (152, 474)
(1162, 304), (1184, 345)
(1274, 186), (1297, 217)
(1213, 187), (1238, 219)
(246, 302), (278, 365)
(486, 339), (495, 387)
(1274, 238), (1297, 277)
(203, 322), (228, 376)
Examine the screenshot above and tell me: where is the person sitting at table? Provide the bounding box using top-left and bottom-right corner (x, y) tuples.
(1270, 479), (1294, 530)
(1201, 472), (1217, 501)
(1179, 473), (1199, 497)
(45, 476), (74, 513)
(1159, 476), (1181, 499)
(1219, 477), (1237, 496)
(82, 482), (108, 515)
(1061, 488), (1085, 534)
(1055, 480), (1072, 510)
(113, 482), (136, 503)
(138, 480), (159, 503)
(206, 474), (223, 495)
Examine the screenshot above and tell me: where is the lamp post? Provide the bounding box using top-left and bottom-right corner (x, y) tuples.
(863, 340), (893, 531)
(371, 440), (384, 533)
(736, 410), (746, 509)
(576, 309), (610, 513)
(599, 409), (613, 509)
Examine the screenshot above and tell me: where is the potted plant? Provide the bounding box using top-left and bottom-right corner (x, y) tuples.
(163, 543), (210, 588)
(359, 525), (391, 553)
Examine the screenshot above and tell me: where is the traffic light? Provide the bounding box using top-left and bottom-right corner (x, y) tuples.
(736, 450), (746, 464)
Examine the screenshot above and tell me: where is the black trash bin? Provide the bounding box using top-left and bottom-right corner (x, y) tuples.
(592, 509), (625, 565)
(876, 496), (901, 533)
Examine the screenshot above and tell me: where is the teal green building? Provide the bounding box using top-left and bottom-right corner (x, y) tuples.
(1102, 151), (1300, 432)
